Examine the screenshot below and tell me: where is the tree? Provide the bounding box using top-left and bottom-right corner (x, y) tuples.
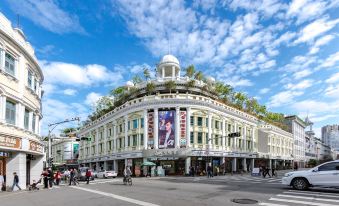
(165, 80), (176, 94)
(132, 75), (142, 85)
(194, 71), (204, 81)
(234, 92), (247, 110)
(185, 65), (195, 78)
(96, 96), (114, 112)
(61, 127), (76, 134)
(111, 86), (125, 98)
(146, 82), (156, 95)
(143, 68), (151, 81)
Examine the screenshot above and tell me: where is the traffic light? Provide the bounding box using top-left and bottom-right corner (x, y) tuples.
(228, 132), (241, 137)
(49, 157), (54, 165)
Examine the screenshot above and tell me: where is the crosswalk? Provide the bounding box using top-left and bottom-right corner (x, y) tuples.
(259, 190), (339, 206)
(192, 175), (282, 184)
(59, 178), (120, 186)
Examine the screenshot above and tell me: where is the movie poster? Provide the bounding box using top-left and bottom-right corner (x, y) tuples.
(148, 112), (154, 148)
(180, 111), (187, 147)
(158, 110), (175, 149)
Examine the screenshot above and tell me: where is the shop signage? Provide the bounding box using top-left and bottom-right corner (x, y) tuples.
(29, 141), (44, 153)
(180, 111), (186, 147)
(0, 136), (21, 149)
(144, 148), (191, 157)
(0, 151), (10, 157)
(148, 112), (154, 148)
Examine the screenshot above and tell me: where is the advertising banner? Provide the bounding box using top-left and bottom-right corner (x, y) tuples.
(158, 110), (175, 149)
(0, 136), (21, 149)
(73, 143), (79, 159)
(63, 143), (72, 160)
(148, 112), (154, 148)
(180, 111), (187, 147)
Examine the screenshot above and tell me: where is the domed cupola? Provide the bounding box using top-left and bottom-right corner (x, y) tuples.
(157, 54), (181, 80)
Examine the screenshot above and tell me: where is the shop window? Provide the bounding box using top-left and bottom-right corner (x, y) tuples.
(205, 133), (209, 144)
(190, 132), (194, 144)
(215, 135), (219, 145)
(190, 116), (194, 126)
(128, 121), (131, 130)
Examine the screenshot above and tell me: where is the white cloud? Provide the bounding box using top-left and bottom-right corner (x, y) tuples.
(320, 52), (339, 68)
(63, 89), (77, 96)
(225, 0), (285, 17)
(294, 18), (339, 44)
(309, 35), (335, 54)
(42, 83), (56, 97)
(293, 69), (312, 79)
(324, 84), (339, 98)
(267, 90), (304, 107)
(326, 72), (339, 84)
(85, 92), (102, 106)
(6, 0), (86, 34)
(41, 61), (123, 87)
(292, 99), (339, 114)
(285, 79), (314, 90)
(287, 0), (329, 24)
(259, 88), (270, 94)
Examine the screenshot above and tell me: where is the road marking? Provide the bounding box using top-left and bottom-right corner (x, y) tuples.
(276, 194), (339, 203)
(71, 186), (160, 206)
(259, 202), (289, 206)
(283, 191), (339, 198)
(287, 190), (339, 195)
(270, 197), (338, 206)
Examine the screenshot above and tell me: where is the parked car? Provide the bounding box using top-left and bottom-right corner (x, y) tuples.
(282, 160), (339, 190)
(97, 170), (118, 179)
(78, 167), (95, 181)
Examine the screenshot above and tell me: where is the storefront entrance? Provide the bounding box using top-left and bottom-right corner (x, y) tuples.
(0, 152), (10, 183)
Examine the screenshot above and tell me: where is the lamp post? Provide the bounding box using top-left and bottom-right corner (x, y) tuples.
(47, 117), (80, 167)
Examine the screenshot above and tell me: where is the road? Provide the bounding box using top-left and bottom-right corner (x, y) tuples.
(1, 172), (338, 206)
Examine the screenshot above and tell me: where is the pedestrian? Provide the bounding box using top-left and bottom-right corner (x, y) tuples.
(47, 168), (53, 188)
(216, 166), (219, 176)
(11, 172), (21, 191)
(69, 169), (74, 185)
(207, 164), (213, 178)
(42, 169), (49, 188)
(272, 168), (277, 177)
(0, 172), (5, 192)
(72, 168), (79, 185)
(190, 166), (195, 177)
(64, 169), (70, 183)
(85, 169), (91, 184)
(294, 163), (298, 171)
(54, 170), (61, 185)
(263, 167), (271, 178)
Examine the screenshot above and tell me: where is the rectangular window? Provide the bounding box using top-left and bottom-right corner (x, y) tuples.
(197, 132), (202, 144)
(215, 135), (219, 145)
(190, 116), (194, 126)
(108, 141), (112, 150)
(228, 124), (231, 132)
(27, 70), (33, 88)
(133, 119), (138, 129)
(128, 136), (131, 146)
(128, 121), (131, 130)
(197, 117), (203, 126)
(239, 127), (242, 135)
(5, 100), (16, 125)
(228, 138), (231, 147)
(140, 134), (144, 146)
(119, 124), (122, 133)
(100, 131), (103, 139)
(24, 109), (29, 129)
(205, 133), (209, 144)
(190, 132), (194, 144)
(32, 114), (36, 132)
(118, 138), (122, 148)
(34, 80), (38, 92)
(141, 118), (144, 128)
(206, 118), (208, 127)
(109, 128), (112, 136)
(5, 53), (15, 76)
(133, 135), (137, 146)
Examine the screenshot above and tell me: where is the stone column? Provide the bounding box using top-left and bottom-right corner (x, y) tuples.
(222, 118), (226, 150)
(269, 159), (272, 169)
(154, 109), (159, 149)
(175, 107), (180, 148)
(220, 157), (225, 175)
(234, 122), (237, 150)
(242, 158), (247, 172)
(186, 107), (191, 148)
(274, 159), (277, 169)
(243, 126), (247, 152)
(185, 157), (191, 175)
(162, 67), (165, 78)
(125, 116), (128, 150)
(232, 157), (237, 172)
(251, 158), (255, 171)
(252, 128), (255, 152)
(96, 129), (99, 156)
(104, 161), (107, 170)
(104, 125), (107, 155)
(143, 110), (148, 149)
(35, 114), (39, 134)
(143, 157), (148, 176)
(113, 121), (117, 152)
(113, 160), (118, 173)
(6, 153), (27, 190)
(208, 113), (212, 150)
(0, 96), (5, 122)
(172, 66), (175, 79)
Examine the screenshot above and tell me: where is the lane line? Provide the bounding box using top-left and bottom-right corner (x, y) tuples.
(283, 191), (339, 198)
(71, 186), (160, 206)
(276, 194), (339, 203)
(259, 202), (289, 206)
(270, 197), (338, 206)
(288, 190), (339, 195)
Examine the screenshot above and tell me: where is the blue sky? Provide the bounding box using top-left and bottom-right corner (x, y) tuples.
(1, 0), (338, 137)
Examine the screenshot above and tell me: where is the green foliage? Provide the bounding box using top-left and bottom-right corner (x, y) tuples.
(143, 68), (151, 81)
(165, 80), (176, 93)
(185, 65), (195, 78)
(308, 159), (318, 167)
(146, 82), (156, 95)
(61, 127), (76, 134)
(132, 75), (142, 85)
(194, 71), (203, 81)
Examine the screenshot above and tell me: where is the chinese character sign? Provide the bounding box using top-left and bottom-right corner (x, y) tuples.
(148, 112), (154, 148)
(180, 111), (187, 147)
(158, 110), (175, 149)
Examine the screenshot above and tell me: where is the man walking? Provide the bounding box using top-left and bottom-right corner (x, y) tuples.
(47, 168), (53, 188)
(207, 164), (213, 178)
(11, 172), (21, 191)
(85, 169), (91, 184)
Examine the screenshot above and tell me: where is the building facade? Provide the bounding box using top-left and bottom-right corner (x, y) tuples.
(0, 13), (44, 190)
(322, 124), (339, 151)
(284, 115), (307, 168)
(50, 138), (79, 168)
(78, 55), (294, 176)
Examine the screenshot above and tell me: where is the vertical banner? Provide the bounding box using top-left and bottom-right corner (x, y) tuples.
(158, 110), (175, 149)
(148, 112), (154, 148)
(180, 111), (187, 147)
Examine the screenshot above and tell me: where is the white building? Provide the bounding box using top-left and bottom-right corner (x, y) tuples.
(50, 138), (79, 168)
(322, 125), (339, 151)
(78, 55), (294, 176)
(0, 13), (44, 190)
(284, 115), (307, 168)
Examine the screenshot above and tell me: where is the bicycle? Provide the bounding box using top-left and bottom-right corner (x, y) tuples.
(123, 176), (132, 186)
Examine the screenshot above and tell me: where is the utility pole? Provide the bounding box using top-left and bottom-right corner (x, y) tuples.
(47, 117), (80, 167)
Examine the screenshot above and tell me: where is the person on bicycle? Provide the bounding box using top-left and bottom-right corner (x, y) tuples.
(123, 166), (132, 183)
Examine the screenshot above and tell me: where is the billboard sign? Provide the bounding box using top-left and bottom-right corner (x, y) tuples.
(158, 110), (175, 149)
(148, 112), (154, 148)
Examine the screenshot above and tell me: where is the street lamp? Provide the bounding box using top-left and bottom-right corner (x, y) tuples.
(47, 117), (80, 167)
